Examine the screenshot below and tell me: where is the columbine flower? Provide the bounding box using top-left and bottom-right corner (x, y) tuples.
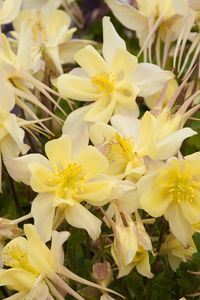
(89, 113), (196, 179)
(139, 153), (200, 246)
(0, 224), (119, 300)
(105, 0), (188, 66)
(13, 8), (77, 74)
(109, 201), (153, 278)
(0, 0), (22, 28)
(160, 234), (196, 271)
(6, 134), (115, 242)
(57, 16), (173, 123)
(0, 33), (62, 129)
(22, 0), (62, 12)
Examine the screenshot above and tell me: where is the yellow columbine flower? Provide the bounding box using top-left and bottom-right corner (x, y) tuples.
(105, 0), (188, 65)
(109, 201), (153, 278)
(139, 154), (200, 246)
(0, 224), (118, 300)
(90, 113), (196, 178)
(57, 16), (173, 123)
(13, 8), (78, 74)
(160, 234), (196, 271)
(6, 134), (114, 242)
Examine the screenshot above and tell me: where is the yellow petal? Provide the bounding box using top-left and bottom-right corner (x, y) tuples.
(0, 0), (22, 25)
(31, 193), (55, 242)
(75, 146), (109, 180)
(84, 97), (116, 123)
(74, 45), (109, 76)
(29, 164), (54, 193)
(57, 74), (98, 101)
(102, 16), (126, 64)
(45, 135), (72, 170)
(136, 251), (153, 278)
(78, 181), (114, 206)
(0, 269), (37, 291)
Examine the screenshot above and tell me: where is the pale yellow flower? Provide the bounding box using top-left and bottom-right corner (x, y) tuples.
(0, 224), (118, 300)
(105, 0), (188, 64)
(160, 234), (196, 271)
(90, 113), (196, 179)
(6, 134), (115, 242)
(109, 201), (153, 278)
(22, 0), (62, 12)
(0, 0), (22, 27)
(0, 34), (62, 129)
(139, 154), (200, 246)
(57, 16), (173, 123)
(13, 9), (77, 74)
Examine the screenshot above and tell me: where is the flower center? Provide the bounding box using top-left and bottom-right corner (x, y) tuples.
(106, 133), (135, 162)
(91, 73), (115, 94)
(132, 246), (145, 264)
(158, 161), (200, 203)
(51, 162), (85, 198)
(3, 242), (37, 274)
(32, 12), (48, 43)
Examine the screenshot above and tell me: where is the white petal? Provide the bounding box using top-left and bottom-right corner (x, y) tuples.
(133, 63), (174, 97)
(156, 127), (197, 160)
(165, 202), (192, 247)
(102, 16), (126, 64)
(51, 230), (70, 270)
(4, 154), (50, 185)
(111, 115), (140, 139)
(65, 202), (102, 241)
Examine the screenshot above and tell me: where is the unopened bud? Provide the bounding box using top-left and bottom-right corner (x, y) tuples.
(92, 261), (113, 288)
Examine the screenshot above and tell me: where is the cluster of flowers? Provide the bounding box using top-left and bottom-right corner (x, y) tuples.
(1, 0), (200, 299)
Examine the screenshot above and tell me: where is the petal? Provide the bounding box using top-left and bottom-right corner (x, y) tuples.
(136, 251), (154, 278)
(165, 202), (192, 247)
(78, 180), (114, 206)
(31, 193), (55, 242)
(139, 173), (171, 217)
(84, 97), (116, 123)
(65, 202), (102, 241)
(46, 10), (70, 38)
(75, 146), (109, 180)
(102, 16), (126, 64)
(45, 135), (72, 170)
(4, 154), (50, 185)
(3, 114), (29, 155)
(90, 122), (116, 145)
(0, 73), (15, 111)
(0, 0), (22, 24)
(133, 63), (174, 97)
(3, 291), (28, 300)
(74, 45), (109, 76)
(111, 115), (140, 139)
(156, 128), (197, 160)
(51, 230), (70, 270)
(112, 48), (138, 80)
(57, 74), (98, 101)
(62, 106), (90, 156)
(180, 193), (200, 224)
(25, 226), (56, 274)
(105, 0), (146, 31)
(59, 39), (93, 64)
(0, 269), (37, 291)
(29, 164), (55, 193)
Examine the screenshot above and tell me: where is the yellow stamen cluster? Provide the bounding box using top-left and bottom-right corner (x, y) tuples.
(51, 162), (85, 198)
(32, 12), (47, 43)
(91, 73), (115, 94)
(107, 133), (135, 162)
(157, 161), (200, 203)
(3, 242), (37, 274)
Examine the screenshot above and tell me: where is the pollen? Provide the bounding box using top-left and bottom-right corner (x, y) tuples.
(107, 133), (135, 162)
(50, 162), (85, 198)
(91, 73), (115, 94)
(158, 160), (200, 203)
